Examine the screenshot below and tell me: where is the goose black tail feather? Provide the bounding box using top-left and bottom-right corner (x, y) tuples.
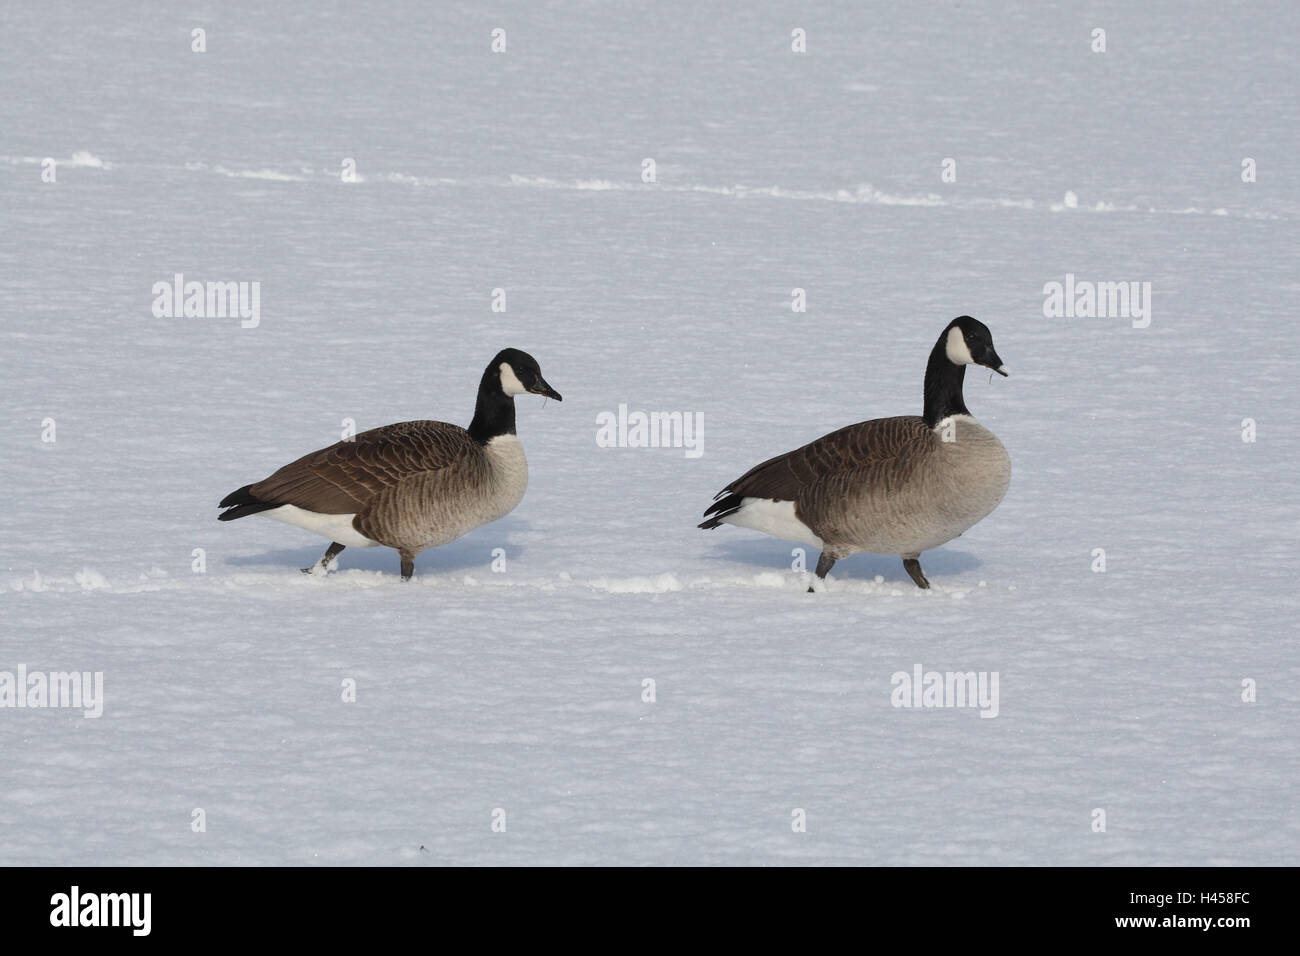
(698, 492), (745, 529)
(218, 484), (280, 521)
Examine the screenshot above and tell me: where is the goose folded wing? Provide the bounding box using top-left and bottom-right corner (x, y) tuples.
(249, 421), (478, 514)
(718, 416), (929, 501)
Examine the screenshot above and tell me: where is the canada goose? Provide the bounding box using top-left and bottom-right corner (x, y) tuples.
(699, 317), (1010, 591)
(218, 348), (561, 580)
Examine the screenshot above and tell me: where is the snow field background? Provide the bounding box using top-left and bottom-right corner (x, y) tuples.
(1, 1), (1297, 864)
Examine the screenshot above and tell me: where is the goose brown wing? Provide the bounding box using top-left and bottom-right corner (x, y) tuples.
(248, 421), (480, 515)
(704, 416), (932, 531)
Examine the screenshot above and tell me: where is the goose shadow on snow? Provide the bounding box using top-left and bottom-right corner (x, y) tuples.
(708, 538), (982, 586)
(223, 516), (533, 578)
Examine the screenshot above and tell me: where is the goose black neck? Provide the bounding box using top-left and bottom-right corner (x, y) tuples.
(922, 336), (969, 427)
(467, 374), (515, 444)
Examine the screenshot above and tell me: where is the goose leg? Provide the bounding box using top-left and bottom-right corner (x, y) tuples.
(902, 556), (930, 590)
(808, 552), (837, 593)
(302, 541), (346, 574)
(399, 551), (415, 581)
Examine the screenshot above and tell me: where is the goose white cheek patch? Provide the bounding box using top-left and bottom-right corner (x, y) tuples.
(945, 327), (975, 365)
(499, 363), (527, 395)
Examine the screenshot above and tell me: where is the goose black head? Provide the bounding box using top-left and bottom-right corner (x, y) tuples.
(943, 316), (1008, 377)
(489, 348), (562, 401)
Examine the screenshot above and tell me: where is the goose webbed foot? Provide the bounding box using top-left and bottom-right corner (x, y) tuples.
(903, 556), (930, 589)
(302, 541), (346, 575)
(400, 553), (415, 581)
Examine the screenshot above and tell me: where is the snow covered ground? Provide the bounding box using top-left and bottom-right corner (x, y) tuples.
(2, 2), (1297, 865)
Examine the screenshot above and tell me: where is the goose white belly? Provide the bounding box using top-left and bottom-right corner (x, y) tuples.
(260, 505), (380, 548)
(720, 498), (824, 548)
